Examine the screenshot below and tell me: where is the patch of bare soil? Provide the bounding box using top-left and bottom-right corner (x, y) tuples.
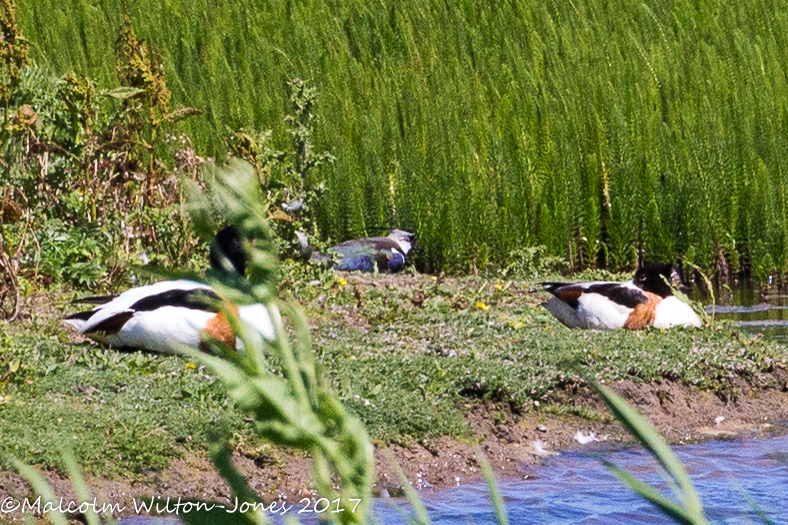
(1, 378), (787, 523)
(375, 374), (788, 492)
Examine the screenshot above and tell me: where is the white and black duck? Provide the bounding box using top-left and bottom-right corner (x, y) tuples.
(540, 264), (702, 330)
(63, 227), (275, 353)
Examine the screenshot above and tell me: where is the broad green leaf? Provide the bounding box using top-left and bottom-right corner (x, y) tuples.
(102, 87), (144, 99)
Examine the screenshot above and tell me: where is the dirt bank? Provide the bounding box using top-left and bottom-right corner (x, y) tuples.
(1, 377), (786, 523)
(3, 274), (787, 522)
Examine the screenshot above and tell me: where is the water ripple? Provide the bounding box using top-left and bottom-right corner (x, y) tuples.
(119, 435), (788, 525)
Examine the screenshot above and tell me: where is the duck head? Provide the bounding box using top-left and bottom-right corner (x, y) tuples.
(387, 229), (417, 254)
(210, 226), (248, 275)
(633, 264), (690, 297)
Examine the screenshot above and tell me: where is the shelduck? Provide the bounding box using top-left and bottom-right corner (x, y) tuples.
(63, 227), (275, 353)
(540, 264), (702, 330)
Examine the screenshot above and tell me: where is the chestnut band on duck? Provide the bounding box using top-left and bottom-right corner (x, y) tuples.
(540, 264), (702, 330)
(63, 226), (275, 354)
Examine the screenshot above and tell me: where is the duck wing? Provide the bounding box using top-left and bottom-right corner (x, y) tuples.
(126, 287), (222, 314)
(65, 280), (216, 335)
(71, 294), (119, 305)
(331, 237), (395, 256)
(581, 282), (649, 308)
(542, 281), (648, 307)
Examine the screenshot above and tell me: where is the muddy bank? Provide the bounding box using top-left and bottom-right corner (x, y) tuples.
(1, 377), (787, 523)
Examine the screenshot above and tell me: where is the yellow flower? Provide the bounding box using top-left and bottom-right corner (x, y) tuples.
(476, 301), (490, 311)
(339, 279), (347, 286)
(185, 363), (196, 370)
(494, 284), (503, 291)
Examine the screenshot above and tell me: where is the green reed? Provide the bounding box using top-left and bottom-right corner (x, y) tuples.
(13, 0), (788, 276)
(595, 383), (710, 525)
(7, 162), (773, 524)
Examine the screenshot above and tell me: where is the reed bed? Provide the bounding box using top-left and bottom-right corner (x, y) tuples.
(15, 0), (788, 276)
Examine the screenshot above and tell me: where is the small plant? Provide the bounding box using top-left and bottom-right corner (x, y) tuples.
(0, 0), (27, 131)
(37, 223), (107, 287)
(499, 245), (568, 278)
(228, 78), (335, 261)
(179, 161), (372, 524)
(114, 15), (200, 190)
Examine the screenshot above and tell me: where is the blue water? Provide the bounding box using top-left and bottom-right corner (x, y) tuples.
(119, 288), (788, 525)
(400, 436), (788, 524)
(119, 435), (788, 524)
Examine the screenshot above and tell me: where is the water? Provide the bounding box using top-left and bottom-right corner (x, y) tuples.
(706, 285), (788, 340)
(118, 435), (788, 524)
(118, 286), (788, 525)
(404, 436), (788, 524)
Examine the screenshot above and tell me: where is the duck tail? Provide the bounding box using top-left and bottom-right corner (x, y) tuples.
(540, 282), (568, 295)
(63, 309), (94, 331)
(540, 297), (585, 328)
(71, 294), (117, 305)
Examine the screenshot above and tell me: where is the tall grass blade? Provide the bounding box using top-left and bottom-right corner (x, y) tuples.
(383, 450), (431, 525)
(173, 437), (271, 525)
(9, 457), (69, 525)
(595, 384), (709, 525)
(60, 446), (107, 525)
(177, 161), (372, 524)
(476, 450), (509, 525)
(737, 489), (776, 525)
(602, 461), (701, 525)
(684, 261), (716, 327)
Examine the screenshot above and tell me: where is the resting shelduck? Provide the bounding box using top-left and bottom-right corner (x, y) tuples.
(63, 227), (275, 353)
(540, 264), (702, 330)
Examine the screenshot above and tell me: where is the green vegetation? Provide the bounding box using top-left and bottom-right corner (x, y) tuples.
(1, 0), (206, 307)
(596, 383), (710, 525)
(309, 276), (784, 441)
(0, 272), (784, 481)
(0, 313), (257, 478)
(4, 3), (788, 522)
(0, 164), (779, 525)
(181, 163), (373, 524)
(8, 0), (788, 276)
(0, 3), (337, 322)
(5, 163), (375, 525)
